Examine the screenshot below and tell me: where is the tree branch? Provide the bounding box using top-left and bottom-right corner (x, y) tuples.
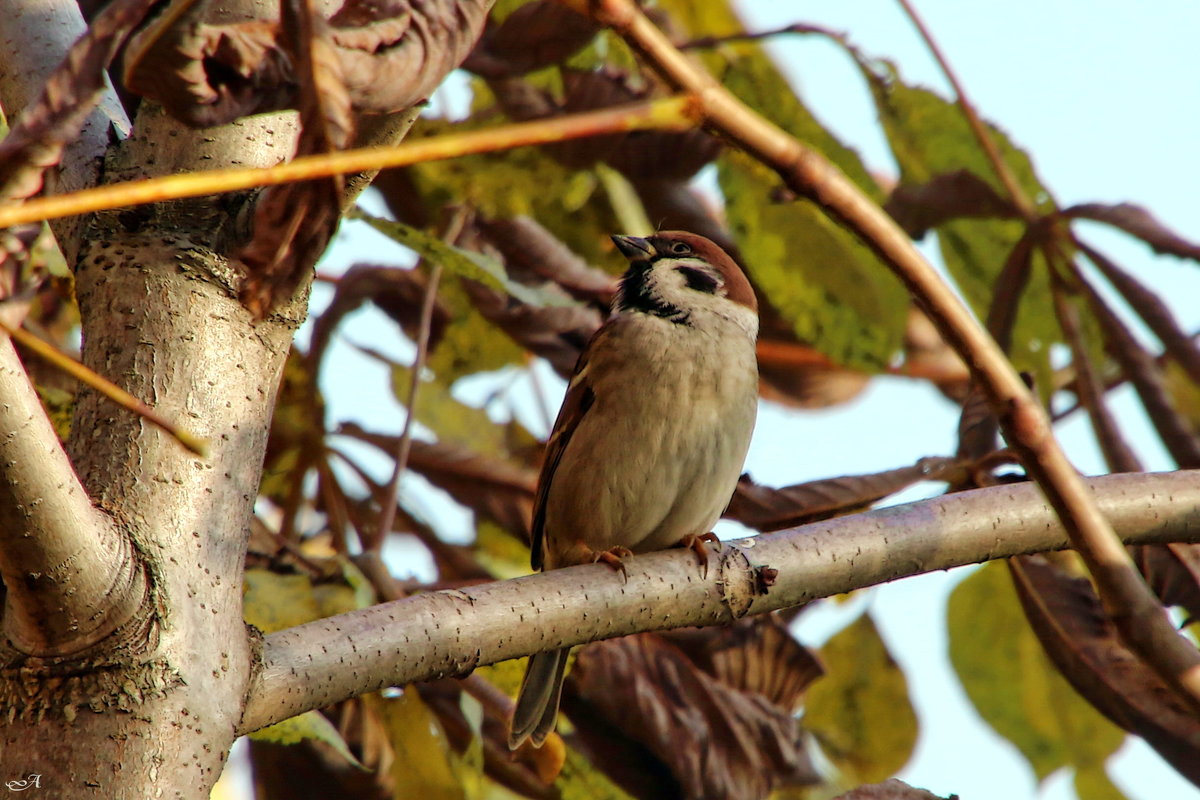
(0, 336), (144, 654)
(567, 0), (1200, 715)
(239, 471), (1200, 734)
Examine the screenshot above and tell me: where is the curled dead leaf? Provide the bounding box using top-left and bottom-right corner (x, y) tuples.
(567, 633), (820, 800)
(1010, 554), (1200, 784)
(726, 457), (964, 532)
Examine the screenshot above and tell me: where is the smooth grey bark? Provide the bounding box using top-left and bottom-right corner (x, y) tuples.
(0, 0), (306, 781)
(0, 102), (304, 797)
(0, 336), (140, 654)
(240, 470), (1200, 734)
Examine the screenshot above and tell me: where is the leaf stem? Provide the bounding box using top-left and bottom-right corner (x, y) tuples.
(895, 0), (1037, 219)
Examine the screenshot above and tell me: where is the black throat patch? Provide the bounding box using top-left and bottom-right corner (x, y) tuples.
(616, 260), (692, 325)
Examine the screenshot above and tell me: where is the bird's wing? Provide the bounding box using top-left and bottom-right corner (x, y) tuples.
(529, 327), (603, 571)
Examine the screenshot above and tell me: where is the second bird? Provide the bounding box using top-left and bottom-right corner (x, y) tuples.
(508, 230), (760, 749)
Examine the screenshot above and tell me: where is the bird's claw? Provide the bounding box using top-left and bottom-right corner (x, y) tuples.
(676, 532), (719, 578)
(593, 546), (634, 581)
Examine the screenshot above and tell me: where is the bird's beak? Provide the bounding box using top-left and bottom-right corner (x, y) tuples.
(611, 234), (654, 260)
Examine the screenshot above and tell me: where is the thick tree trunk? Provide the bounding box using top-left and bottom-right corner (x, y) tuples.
(0, 93), (305, 796)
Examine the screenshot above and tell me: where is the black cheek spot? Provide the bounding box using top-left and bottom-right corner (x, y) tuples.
(677, 266), (720, 294)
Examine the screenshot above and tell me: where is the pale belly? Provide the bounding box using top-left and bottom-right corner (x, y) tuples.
(541, 316), (757, 568)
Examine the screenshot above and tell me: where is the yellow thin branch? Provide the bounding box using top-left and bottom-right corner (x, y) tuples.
(0, 319), (209, 456)
(0, 96), (698, 229)
(569, 0), (1200, 713)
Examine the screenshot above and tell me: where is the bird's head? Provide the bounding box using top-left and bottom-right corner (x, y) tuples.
(611, 231), (758, 338)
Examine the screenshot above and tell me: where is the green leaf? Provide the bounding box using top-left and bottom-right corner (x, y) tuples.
(719, 152), (907, 370)
(313, 558), (376, 618)
(857, 61), (1061, 384)
(248, 710), (364, 769)
(948, 562), (1126, 782)
(805, 611), (918, 784)
(404, 119), (621, 268)
(352, 210), (566, 308)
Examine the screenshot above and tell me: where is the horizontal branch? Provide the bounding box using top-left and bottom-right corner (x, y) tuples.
(239, 471), (1200, 734)
(0, 336), (144, 654)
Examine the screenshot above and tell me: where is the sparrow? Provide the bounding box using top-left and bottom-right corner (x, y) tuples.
(508, 231), (759, 750)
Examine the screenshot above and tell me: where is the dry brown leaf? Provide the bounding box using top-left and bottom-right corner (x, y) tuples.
(124, 18), (293, 127)
(662, 615), (824, 712)
(982, 228), (1036, 354)
(567, 633), (820, 800)
(460, 278), (603, 378)
(466, 0), (598, 77)
(1049, 277), (1143, 473)
(330, 0), (490, 113)
(125, 0), (489, 125)
(726, 458), (964, 533)
(0, 0), (157, 201)
(341, 424), (536, 540)
(308, 264), (450, 369)
(884, 170), (1019, 239)
(238, 0), (351, 317)
(556, 69), (721, 180)
(834, 779), (954, 800)
(479, 216), (617, 304)
(1078, 239), (1200, 386)
(1075, 266), (1200, 467)
(1064, 202), (1200, 262)
(1009, 554), (1200, 785)
(1131, 543), (1200, 624)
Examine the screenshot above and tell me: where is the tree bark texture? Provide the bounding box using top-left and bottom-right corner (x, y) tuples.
(0, 71), (305, 800)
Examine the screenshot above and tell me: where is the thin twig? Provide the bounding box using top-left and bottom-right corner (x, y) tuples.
(0, 97), (698, 229)
(895, 0), (1036, 219)
(0, 317), (209, 456)
(370, 211), (466, 552)
(565, 0), (1200, 714)
(1046, 263), (1143, 472)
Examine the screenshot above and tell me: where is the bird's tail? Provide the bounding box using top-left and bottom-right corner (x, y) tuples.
(508, 647), (568, 749)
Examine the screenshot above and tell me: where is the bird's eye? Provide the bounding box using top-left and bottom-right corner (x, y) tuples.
(670, 241), (693, 256)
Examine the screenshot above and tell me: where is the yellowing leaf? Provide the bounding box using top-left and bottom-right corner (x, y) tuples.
(948, 562), (1125, 782)
(1074, 763), (1130, 800)
(858, 62), (1060, 386)
(474, 519), (535, 579)
(720, 152), (907, 370)
(369, 689), (464, 800)
(354, 211), (565, 308)
(805, 611), (918, 783)
(243, 569), (322, 633)
(248, 709), (364, 769)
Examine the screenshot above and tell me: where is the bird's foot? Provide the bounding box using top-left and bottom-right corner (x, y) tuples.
(676, 532), (719, 578)
(593, 546), (634, 580)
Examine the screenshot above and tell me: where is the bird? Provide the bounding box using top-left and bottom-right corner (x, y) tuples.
(508, 231), (760, 750)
